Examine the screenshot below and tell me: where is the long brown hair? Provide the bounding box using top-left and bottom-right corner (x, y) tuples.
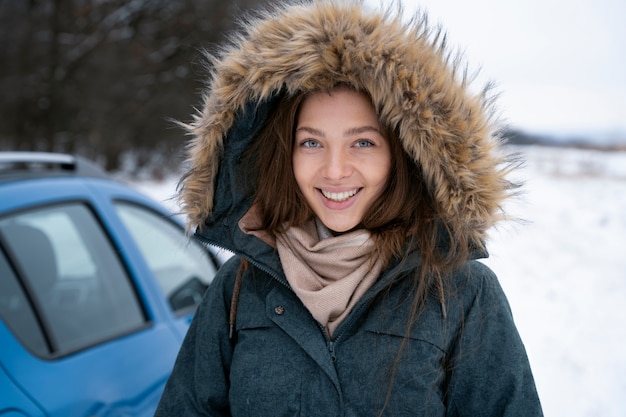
(243, 84), (472, 414)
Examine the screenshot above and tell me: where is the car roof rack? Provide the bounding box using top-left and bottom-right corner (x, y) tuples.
(0, 152), (108, 179)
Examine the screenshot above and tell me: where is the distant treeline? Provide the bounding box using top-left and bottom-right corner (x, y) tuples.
(0, 0), (276, 173)
(502, 129), (626, 152)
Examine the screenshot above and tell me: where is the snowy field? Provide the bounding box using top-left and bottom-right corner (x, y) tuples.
(128, 145), (626, 417)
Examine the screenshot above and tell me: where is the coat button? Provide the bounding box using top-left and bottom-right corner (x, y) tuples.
(274, 306), (285, 315)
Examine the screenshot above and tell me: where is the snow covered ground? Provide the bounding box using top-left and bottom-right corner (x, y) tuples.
(129, 145), (626, 417)
(483, 146), (626, 417)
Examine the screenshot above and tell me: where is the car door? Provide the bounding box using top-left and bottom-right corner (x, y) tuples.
(0, 201), (182, 417)
(113, 201), (218, 338)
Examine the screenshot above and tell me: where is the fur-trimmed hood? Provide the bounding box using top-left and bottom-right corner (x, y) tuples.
(180, 0), (513, 250)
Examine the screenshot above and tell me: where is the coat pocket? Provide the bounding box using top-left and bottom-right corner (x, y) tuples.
(336, 317), (447, 415)
(229, 315), (304, 417)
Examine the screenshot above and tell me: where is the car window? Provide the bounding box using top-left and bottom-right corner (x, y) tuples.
(0, 249), (48, 356)
(114, 202), (217, 314)
(0, 203), (145, 356)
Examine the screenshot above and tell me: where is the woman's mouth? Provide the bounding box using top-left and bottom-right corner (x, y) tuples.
(320, 188), (360, 202)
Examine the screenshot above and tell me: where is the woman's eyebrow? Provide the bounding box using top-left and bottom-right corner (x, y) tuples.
(295, 126), (325, 137)
(344, 126), (382, 137)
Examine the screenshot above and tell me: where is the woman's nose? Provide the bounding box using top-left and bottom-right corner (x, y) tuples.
(322, 148), (352, 180)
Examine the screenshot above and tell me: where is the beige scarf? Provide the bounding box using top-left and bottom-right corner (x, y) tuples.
(275, 220), (384, 336)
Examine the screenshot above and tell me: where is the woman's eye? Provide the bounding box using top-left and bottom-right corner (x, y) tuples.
(354, 139), (374, 147)
(300, 139), (320, 148)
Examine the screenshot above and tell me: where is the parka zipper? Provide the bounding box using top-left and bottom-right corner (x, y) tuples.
(320, 288), (380, 363)
(194, 233), (290, 287)
(328, 340), (337, 362)
(315, 321), (339, 362)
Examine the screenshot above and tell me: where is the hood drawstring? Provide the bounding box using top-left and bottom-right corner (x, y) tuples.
(436, 277), (448, 320)
(229, 258), (247, 340)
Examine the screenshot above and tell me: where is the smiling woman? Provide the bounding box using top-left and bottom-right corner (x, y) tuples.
(154, 1), (543, 416)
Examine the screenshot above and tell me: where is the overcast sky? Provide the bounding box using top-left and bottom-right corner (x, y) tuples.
(366, 0), (626, 139)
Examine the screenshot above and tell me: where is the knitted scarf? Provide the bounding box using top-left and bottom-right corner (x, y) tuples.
(275, 220), (384, 336)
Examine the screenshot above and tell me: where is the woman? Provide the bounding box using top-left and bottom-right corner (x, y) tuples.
(155, 1), (543, 416)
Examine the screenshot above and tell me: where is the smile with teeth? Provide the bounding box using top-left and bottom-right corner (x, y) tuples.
(320, 188), (359, 202)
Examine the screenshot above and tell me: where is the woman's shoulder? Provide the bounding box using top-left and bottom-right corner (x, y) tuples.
(203, 254), (246, 303)
(446, 259), (514, 320)
(218, 254), (246, 278)
(451, 259), (501, 292)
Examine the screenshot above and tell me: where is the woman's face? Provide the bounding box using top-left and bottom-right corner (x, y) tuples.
(293, 88), (392, 233)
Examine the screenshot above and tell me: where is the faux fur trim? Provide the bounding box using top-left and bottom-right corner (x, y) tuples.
(180, 0), (514, 245)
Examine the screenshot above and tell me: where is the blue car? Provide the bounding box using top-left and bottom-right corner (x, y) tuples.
(0, 152), (220, 416)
